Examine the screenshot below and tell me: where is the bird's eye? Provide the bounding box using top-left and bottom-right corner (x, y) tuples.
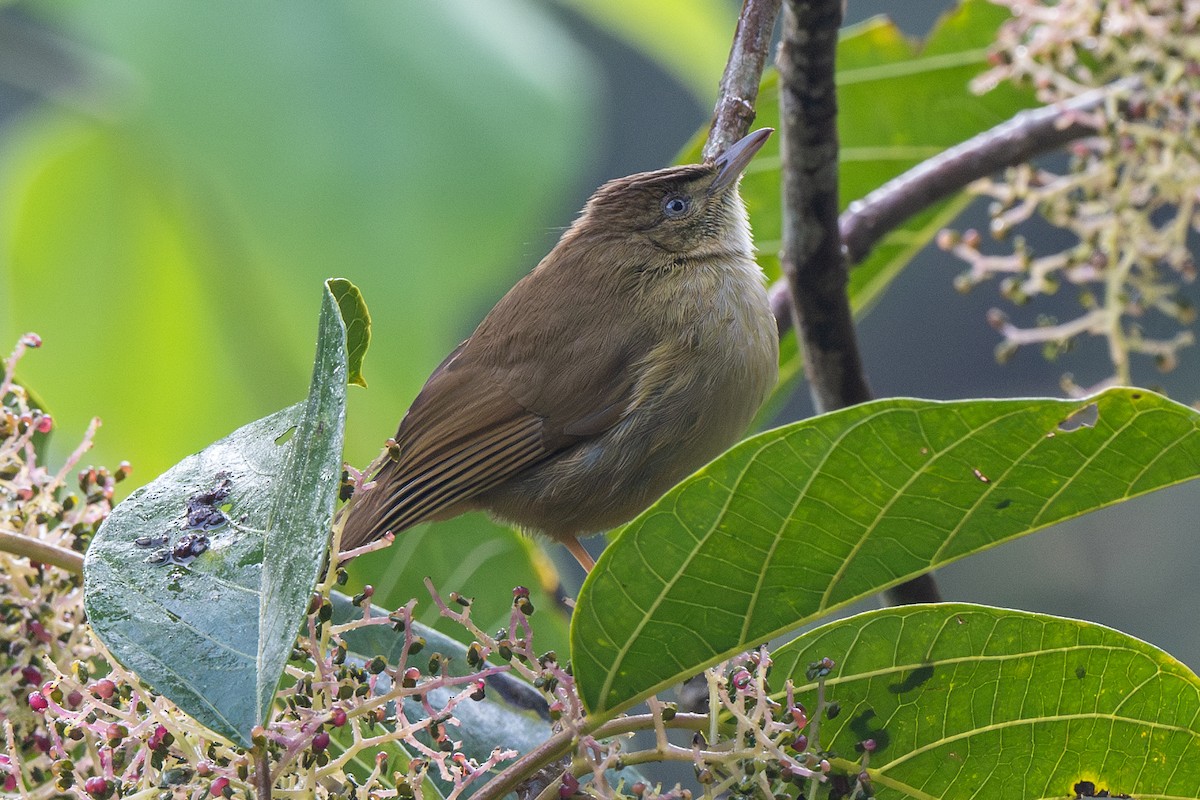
(662, 194), (692, 218)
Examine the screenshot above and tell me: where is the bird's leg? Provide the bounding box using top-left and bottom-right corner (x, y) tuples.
(563, 537), (596, 573)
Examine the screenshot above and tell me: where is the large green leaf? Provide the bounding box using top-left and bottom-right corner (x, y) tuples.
(677, 0), (1032, 390)
(571, 389), (1200, 715)
(774, 604), (1200, 799)
(84, 280), (358, 746)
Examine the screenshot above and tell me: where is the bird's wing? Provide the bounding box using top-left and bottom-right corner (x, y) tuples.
(338, 327), (640, 551)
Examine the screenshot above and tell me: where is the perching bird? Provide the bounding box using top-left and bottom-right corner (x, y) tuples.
(340, 129), (779, 571)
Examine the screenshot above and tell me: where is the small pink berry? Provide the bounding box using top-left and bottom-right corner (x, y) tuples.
(83, 776), (110, 797)
(27, 692), (48, 712)
(148, 725), (169, 750)
(311, 731), (330, 753)
(91, 679), (116, 699)
(513, 585), (530, 599)
(66, 690), (83, 708)
(34, 415), (52, 434)
(559, 771), (579, 798)
(20, 333), (42, 348)
(19, 666), (41, 686)
(196, 761), (213, 777)
(330, 708), (348, 727)
(209, 776), (230, 797)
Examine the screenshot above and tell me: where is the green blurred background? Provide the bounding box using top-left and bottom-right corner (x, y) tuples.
(2, 1), (1197, 666)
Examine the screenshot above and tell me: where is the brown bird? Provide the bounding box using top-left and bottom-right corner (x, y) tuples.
(340, 129), (779, 571)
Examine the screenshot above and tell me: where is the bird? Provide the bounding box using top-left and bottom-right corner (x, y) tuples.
(340, 129), (779, 571)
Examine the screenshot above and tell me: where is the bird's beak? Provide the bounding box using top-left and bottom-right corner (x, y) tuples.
(708, 128), (773, 194)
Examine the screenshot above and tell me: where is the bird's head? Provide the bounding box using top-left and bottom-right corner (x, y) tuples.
(576, 128), (772, 258)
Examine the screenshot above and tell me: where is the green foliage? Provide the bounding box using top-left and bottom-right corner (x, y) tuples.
(775, 603), (1200, 798)
(571, 390), (1200, 715)
(84, 280), (355, 746)
(0, 0), (594, 482)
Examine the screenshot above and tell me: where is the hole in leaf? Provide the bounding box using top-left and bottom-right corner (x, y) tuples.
(275, 426), (297, 446)
(1058, 402), (1099, 432)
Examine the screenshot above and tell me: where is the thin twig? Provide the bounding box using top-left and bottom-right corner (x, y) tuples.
(0, 530), (84, 574)
(703, 0), (783, 160)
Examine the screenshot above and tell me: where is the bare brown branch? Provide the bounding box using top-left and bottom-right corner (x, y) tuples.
(702, 0), (782, 160)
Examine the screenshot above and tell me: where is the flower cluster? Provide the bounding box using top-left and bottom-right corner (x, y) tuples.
(943, 0), (1200, 392)
(0, 334), (121, 794)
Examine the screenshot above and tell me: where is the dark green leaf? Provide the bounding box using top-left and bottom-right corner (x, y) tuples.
(328, 278), (371, 388)
(774, 603), (1200, 799)
(83, 280), (351, 746)
(571, 389), (1200, 715)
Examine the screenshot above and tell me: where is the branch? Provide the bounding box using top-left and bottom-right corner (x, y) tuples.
(770, 80), (1131, 336)
(702, 0), (783, 160)
(776, 0), (869, 413)
(0, 530), (84, 575)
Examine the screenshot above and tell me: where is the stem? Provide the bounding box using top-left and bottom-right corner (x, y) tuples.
(472, 712), (711, 800)
(0, 530), (84, 574)
(703, 0), (783, 161)
(776, 0), (869, 414)
(471, 728), (576, 800)
(255, 748), (272, 800)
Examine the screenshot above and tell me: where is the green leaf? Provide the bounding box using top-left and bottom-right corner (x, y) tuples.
(83, 280), (352, 746)
(328, 278), (371, 388)
(676, 0), (1032, 392)
(571, 389), (1200, 715)
(773, 603), (1200, 799)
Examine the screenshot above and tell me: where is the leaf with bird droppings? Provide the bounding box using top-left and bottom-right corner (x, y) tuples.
(84, 279), (359, 746)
